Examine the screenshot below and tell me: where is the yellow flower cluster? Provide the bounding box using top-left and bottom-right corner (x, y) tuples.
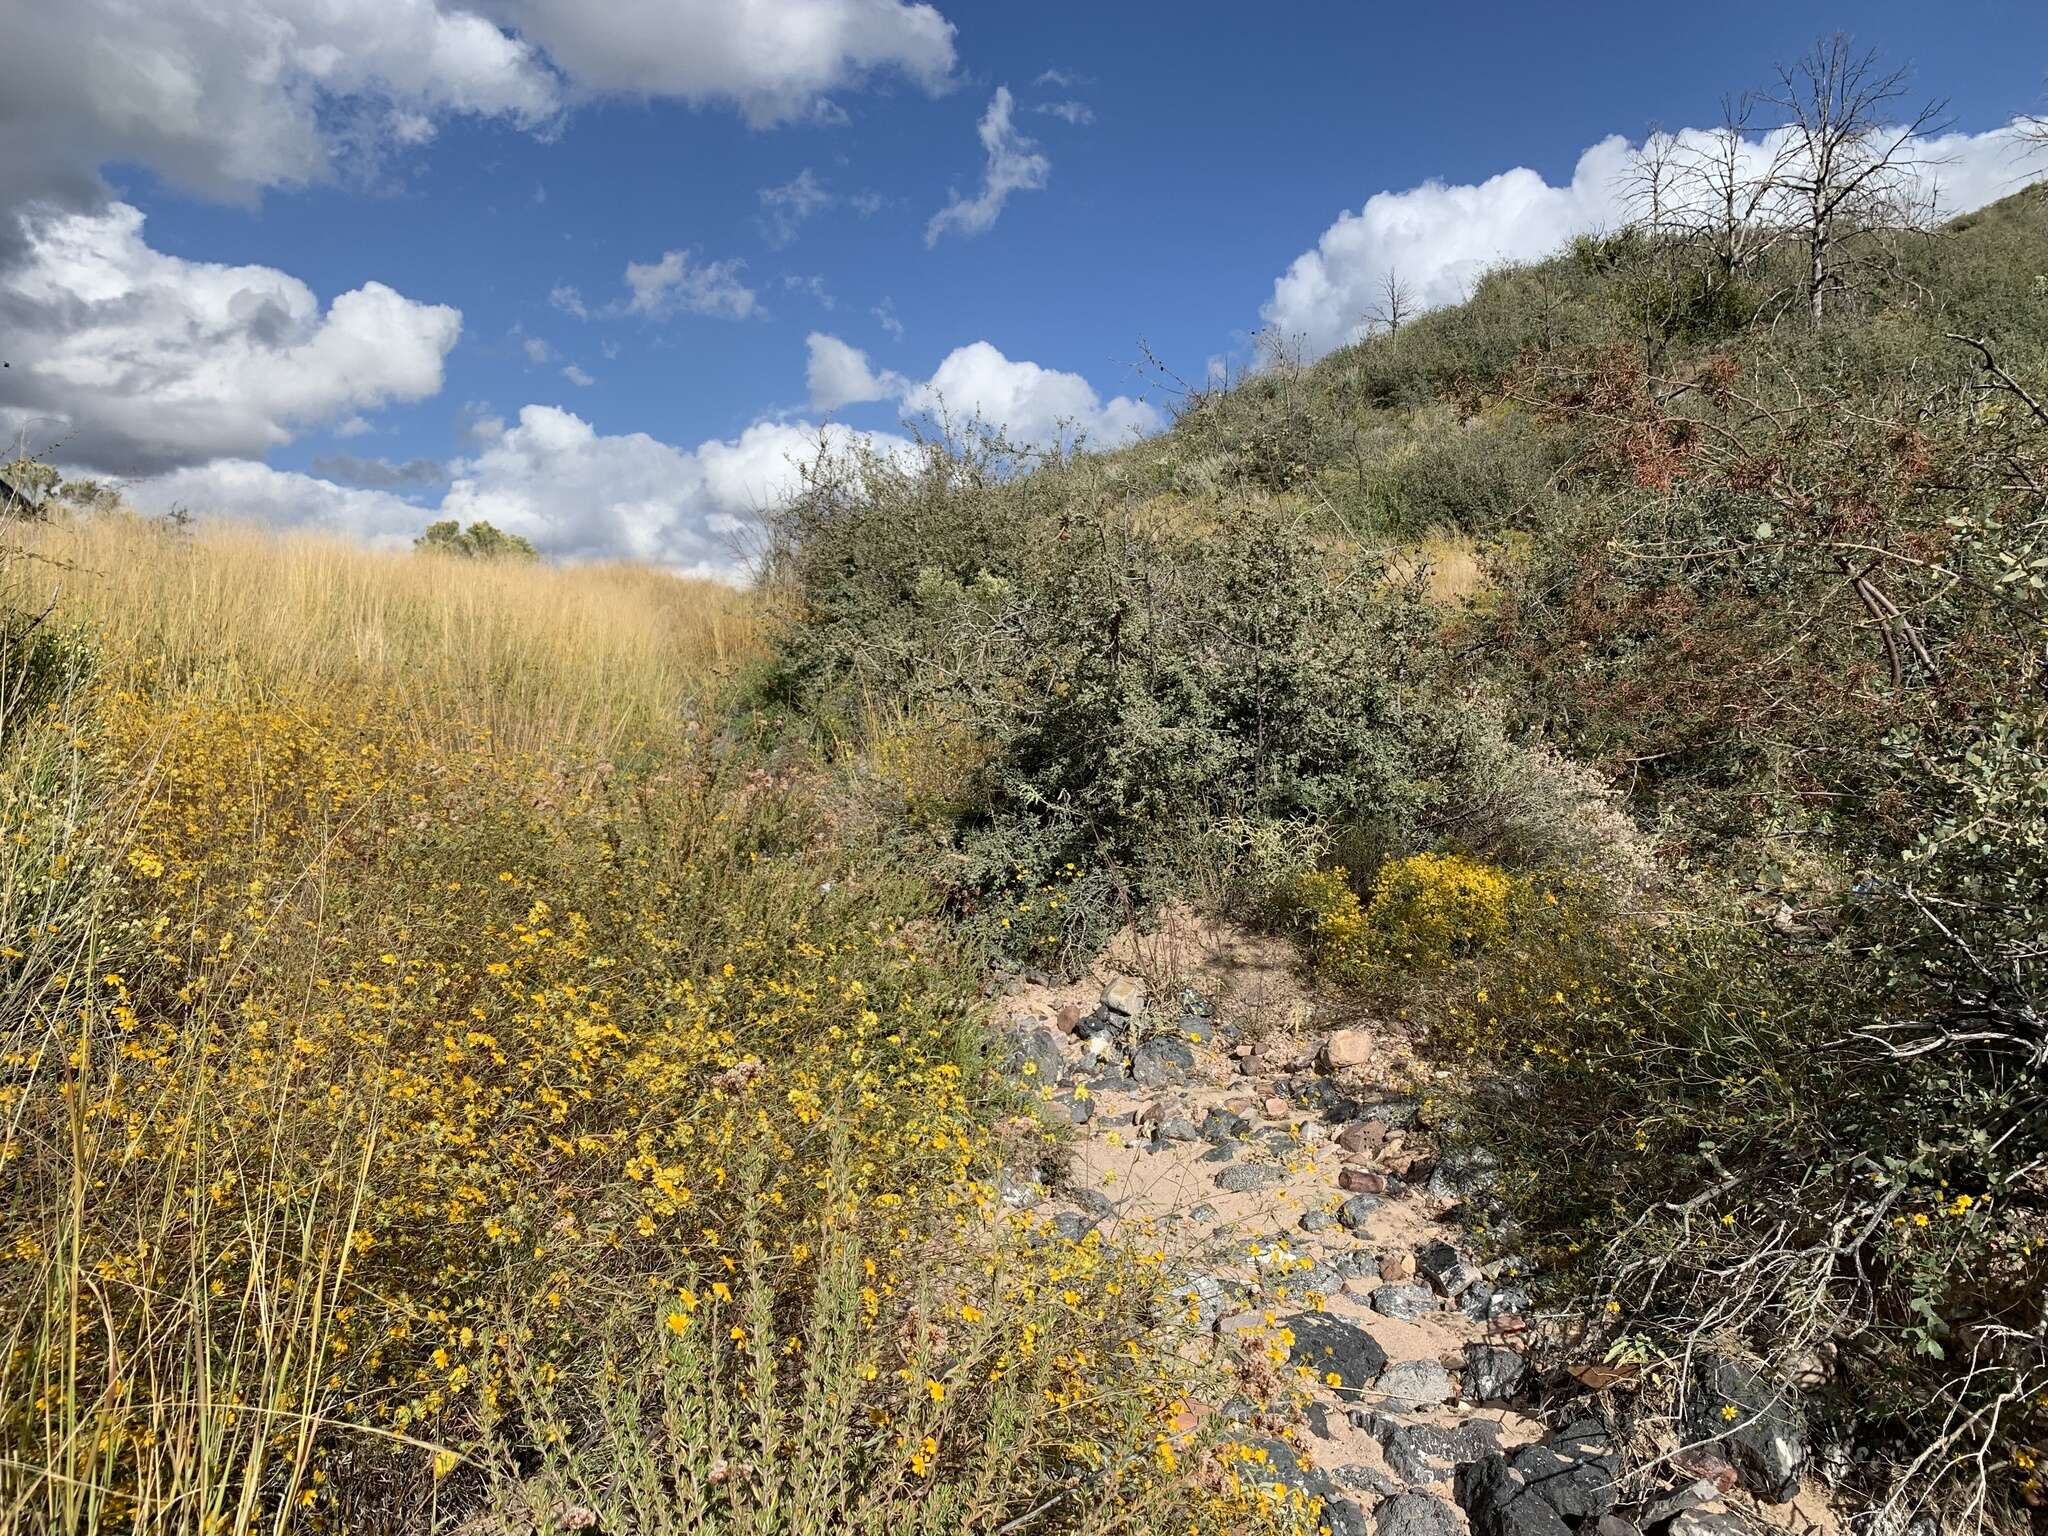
(1294, 852), (1520, 981)
(1, 681), (1319, 1532)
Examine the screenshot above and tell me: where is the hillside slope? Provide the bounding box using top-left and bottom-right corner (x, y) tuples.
(765, 182), (2048, 1529)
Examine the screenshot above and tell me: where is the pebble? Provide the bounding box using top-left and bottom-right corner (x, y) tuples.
(1215, 1164), (1283, 1193)
(1377, 1359), (1455, 1410)
(1338, 1193), (1382, 1229)
(1336, 1119), (1387, 1156)
(1100, 974), (1147, 1016)
(1462, 1343), (1528, 1402)
(1368, 1283), (1437, 1321)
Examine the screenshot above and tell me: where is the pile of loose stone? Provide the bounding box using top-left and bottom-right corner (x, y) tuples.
(992, 972), (1817, 1536)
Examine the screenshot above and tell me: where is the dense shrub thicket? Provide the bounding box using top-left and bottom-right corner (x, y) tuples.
(764, 185), (2048, 1526)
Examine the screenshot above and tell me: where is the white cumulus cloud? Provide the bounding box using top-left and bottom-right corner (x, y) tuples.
(1, 0), (961, 232)
(128, 409), (913, 579)
(905, 340), (1158, 448)
(623, 249), (758, 320)
(0, 203), (460, 476)
(485, 0), (956, 127)
(925, 87), (1050, 245)
(1263, 118), (2047, 360)
(803, 334), (1160, 449)
(806, 332), (906, 410)
(128, 461), (434, 544)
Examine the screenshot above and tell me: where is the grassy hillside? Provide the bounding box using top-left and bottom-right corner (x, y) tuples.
(763, 184), (2048, 1526)
(0, 519), (1319, 1534)
(5, 183), (2046, 1536)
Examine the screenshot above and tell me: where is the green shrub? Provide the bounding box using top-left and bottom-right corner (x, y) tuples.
(416, 518), (539, 559)
(766, 432), (1452, 969)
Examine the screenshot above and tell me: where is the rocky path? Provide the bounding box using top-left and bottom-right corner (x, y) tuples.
(992, 959), (1827, 1536)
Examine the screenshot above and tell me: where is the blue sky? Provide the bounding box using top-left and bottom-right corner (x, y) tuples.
(4, 0), (2046, 574)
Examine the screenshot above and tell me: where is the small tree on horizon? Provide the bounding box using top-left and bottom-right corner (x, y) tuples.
(414, 519), (539, 560)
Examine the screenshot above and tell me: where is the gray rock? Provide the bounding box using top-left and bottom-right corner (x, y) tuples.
(1156, 1115), (1201, 1143)
(1415, 1241), (1472, 1296)
(1200, 1143), (1237, 1163)
(1333, 1247), (1383, 1278)
(1050, 1210), (1098, 1242)
(1004, 1024), (1068, 1089)
(1272, 1259), (1347, 1300)
(1369, 1283), (1437, 1321)
(996, 1167), (1043, 1206)
(1352, 1098), (1419, 1129)
(1376, 1492), (1463, 1536)
(1463, 1343), (1528, 1402)
(1363, 1413), (1502, 1485)
(1285, 1312), (1389, 1391)
(1510, 1443), (1619, 1520)
(1641, 1478), (1723, 1527)
(1188, 1202), (1219, 1223)
(1215, 1163), (1283, 1193)
(1683, 1354), (1807, 1504)
(1072, 1188), (1117, 1217)
(1667, 1515), (1747, 1536)
(1593, 1517), (1643, 1536)
(1427, 1144), (1502, 1199)
(1073, 1012), (1126, 1052)
(1169, 1272), (1244, 1331)
(1461, 1283), (1532, 1322)
(1063, 1094), (1094, 1124)
(1200, 1108), (1250, 1144)
(1376, 1359), (1454, 1410)
(1131, 1035), (1196, 1087)
(1335, 1464), (1404, 1500)
(1456, 1453), (1574, 1536)
(1338, 1193), (1383, 1229)
(1299, 1209), (1336, 1233)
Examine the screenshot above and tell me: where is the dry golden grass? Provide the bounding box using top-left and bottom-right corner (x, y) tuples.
(0, 512), (1315, 1536)
(1387, 528), (1486, 603)
(12, 514), (761, 754)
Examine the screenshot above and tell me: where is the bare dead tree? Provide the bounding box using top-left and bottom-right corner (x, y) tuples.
(1618, 125), (1684, 234)
(2019, 112), (2048, 166)
(1767, 35), (1950, 321)
(1365, 267), (1416, 337)
(1678, 94), (1797, 290)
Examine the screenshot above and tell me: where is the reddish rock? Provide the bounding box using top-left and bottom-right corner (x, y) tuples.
(1672, 1447), (1740, 1494)
(1379, 1252), (1417, 1283)
(1053, 1001), (1088, 1036)
(1338, 1167), (1386, 1195)
(1261, 1096), (1291, 1118)
(1335, 1119), (1387, 1156)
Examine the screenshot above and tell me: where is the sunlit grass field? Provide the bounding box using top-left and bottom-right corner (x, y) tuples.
(0, 514), (1315, 1535)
